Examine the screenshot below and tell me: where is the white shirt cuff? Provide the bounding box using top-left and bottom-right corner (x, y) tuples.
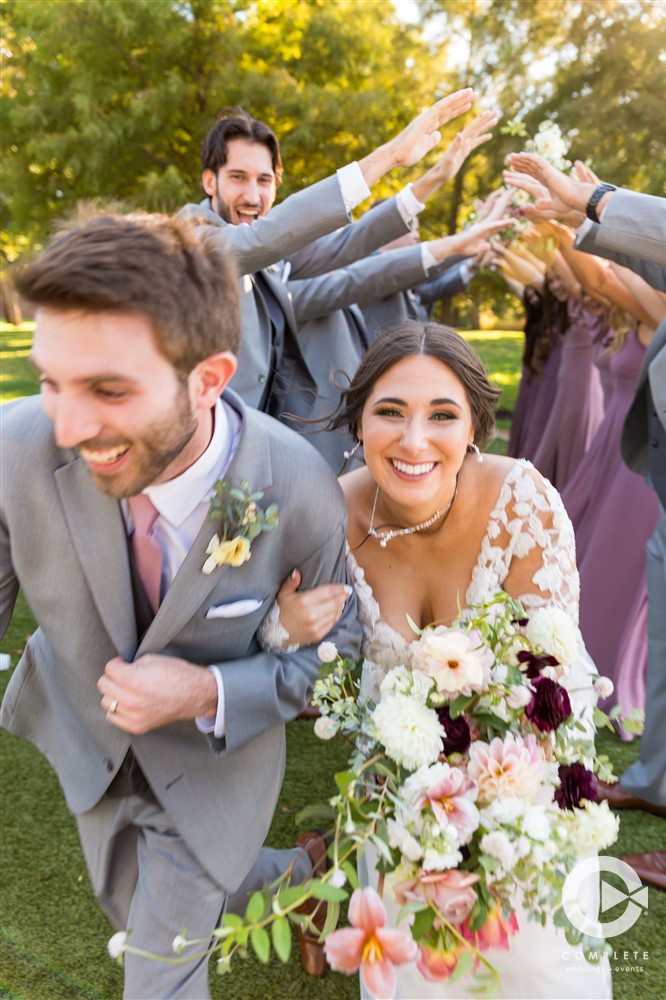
(337, 162), (371, 212)
(422, 242), (439, 273)
(459, 261), (475, 283)
(396, 183), (425, 225)
(575, 218), (594, 239)
(195, 665), (226, 739)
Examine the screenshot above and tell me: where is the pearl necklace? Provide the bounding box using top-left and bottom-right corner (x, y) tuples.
(367, 475), (459, 548)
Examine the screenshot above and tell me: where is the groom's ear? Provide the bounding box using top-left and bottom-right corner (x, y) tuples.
(190, 352), (238, 408)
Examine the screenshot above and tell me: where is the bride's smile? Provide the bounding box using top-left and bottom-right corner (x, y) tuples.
(359, 353), (472, 525)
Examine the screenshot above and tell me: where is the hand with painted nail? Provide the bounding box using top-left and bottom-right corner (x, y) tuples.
(273, 568), (352, 647)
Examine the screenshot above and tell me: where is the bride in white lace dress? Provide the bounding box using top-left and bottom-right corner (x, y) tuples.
(266, 322), (611, 999)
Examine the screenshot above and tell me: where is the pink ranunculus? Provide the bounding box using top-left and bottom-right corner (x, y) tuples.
(393, 869), (480, 928)
(417, 942), (467, 981)
(324, 887), (418, 999)
(413, 763), (479, 842)
(467, 732), (546, 802)
(420, 869), (480, 926)
(461, 905), (519, 952)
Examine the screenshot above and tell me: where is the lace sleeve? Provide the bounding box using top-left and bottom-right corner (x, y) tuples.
(256, 602), (300, 653)
(471, 460), (580, 622)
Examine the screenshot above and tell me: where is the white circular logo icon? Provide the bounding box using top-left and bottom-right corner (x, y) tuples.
(562, 856), (649, 938)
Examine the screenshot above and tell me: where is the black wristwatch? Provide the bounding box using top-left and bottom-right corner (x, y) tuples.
(585, 183), (617, 223)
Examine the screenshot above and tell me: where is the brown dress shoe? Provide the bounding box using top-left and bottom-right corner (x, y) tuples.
(294, 831), (330, 977)
(297, 703), (321, 720)
(622, 852), (666, 891)
(596, 780), (666, 817)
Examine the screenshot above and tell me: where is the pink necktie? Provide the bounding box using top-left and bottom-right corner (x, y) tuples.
(128, 494), (163, 614)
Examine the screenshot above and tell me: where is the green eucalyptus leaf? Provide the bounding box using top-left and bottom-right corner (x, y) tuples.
(271, 917), (292, 963)
(250, 926), (270, 964)
(310, 882), (348, 902)
(245, 891), (266, 924)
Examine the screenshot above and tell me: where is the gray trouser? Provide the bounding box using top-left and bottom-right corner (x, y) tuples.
(622, 507), (666, 806)
(77, 775), (309, 999)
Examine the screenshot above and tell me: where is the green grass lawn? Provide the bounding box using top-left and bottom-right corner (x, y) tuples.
(2, 324), (664, 999)
(0, 322), (40, 401)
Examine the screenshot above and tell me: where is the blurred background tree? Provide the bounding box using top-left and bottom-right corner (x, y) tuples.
(2, 0), (665, 325)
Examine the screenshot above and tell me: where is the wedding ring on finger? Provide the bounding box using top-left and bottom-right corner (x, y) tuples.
(109, 698), (119, 714)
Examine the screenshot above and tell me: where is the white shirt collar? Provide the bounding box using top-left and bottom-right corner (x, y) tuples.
(143, 398), (235, 527)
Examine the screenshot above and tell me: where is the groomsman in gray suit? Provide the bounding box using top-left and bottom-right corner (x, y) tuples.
(180, 94), (479, 417)
(1, 211), (362, 997)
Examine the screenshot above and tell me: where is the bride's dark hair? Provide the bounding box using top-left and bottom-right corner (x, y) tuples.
(329, 321), (501, 449)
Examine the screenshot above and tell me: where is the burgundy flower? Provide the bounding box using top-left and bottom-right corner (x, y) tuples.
(555, 763), (598, 810)
(436, 706), (472, 756)
(517, 650), (560, 679)
(525, 676), (571, 732)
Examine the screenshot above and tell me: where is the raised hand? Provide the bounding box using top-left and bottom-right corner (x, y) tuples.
(503, 168), (584, 226)
(506, 152), (593, 216)
(573, 160), (601, 186)
(423, 109), (498, 189)
(429, 217), (515, 262)
(360, 90), (476, 186)
(386, 89), (477, 168)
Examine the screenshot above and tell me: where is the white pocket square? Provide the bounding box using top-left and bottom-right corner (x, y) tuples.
(205, 599), (264, 619)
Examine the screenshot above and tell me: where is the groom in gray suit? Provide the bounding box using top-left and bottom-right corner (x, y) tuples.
(0, 211), (361, 997)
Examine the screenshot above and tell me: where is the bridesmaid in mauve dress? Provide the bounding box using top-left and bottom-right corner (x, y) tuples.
(518, 280), (568, 461)
(507, 288), (544, 459)
(531, 294), (606, 490)
(562, 326), (659, 721)
(562, 325), (648, 558)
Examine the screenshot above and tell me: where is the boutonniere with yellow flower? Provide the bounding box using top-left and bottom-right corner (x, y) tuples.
(202, 479), (279, 574)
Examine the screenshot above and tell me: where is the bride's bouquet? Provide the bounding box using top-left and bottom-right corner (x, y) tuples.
(109, 595), (618, 999)
(306, 594), (618, 997)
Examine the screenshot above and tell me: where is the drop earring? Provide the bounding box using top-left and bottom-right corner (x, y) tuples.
(344, 439), (362, 460)
(469, 442), (484, 463)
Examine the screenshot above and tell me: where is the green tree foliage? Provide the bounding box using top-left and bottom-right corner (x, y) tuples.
(2, 0), (664, 329)
(1, 0), (448, 257)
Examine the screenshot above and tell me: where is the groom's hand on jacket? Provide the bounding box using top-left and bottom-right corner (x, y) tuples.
(98, 654), (218, 734)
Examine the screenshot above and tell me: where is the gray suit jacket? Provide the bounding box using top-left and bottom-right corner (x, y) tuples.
(178, 174), (351, 277)
(0, 391), (361, 891)
(622, 321), (666, 502)
(362, 258), (472, 341)
(193, 195), (410, 410)
(574, 189), (666, 289)
(289, 243), (429, 323)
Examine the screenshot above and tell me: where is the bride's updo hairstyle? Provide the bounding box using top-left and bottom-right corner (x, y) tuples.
(331, 321), (501, 449)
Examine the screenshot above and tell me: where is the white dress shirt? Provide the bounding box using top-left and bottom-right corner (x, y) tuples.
(123, 398), (241, 738)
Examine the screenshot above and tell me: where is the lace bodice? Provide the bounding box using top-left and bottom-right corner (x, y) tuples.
(350, 460), (581, 699)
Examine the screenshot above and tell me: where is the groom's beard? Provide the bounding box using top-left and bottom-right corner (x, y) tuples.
(78, 384), (198, 499)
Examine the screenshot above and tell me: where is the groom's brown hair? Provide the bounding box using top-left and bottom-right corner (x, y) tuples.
(15, 210), (241, 376)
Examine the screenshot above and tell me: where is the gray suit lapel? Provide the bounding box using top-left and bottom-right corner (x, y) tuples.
(137, 398), (275, 654)
(55, 459), (138, 659)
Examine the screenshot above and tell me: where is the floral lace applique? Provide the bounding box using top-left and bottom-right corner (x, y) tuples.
(467, 459), (579, 621)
